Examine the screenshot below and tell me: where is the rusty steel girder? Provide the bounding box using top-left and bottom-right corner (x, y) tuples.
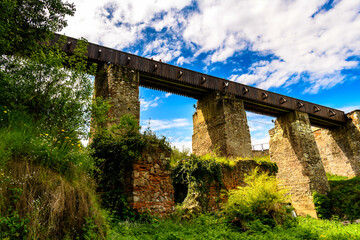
(51, 34), (347, 128)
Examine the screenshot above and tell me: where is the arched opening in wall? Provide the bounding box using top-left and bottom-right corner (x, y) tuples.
(246, 111), (275, 158)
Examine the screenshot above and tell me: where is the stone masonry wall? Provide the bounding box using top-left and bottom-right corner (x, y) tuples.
(314, 110), (360, 177)
(269, 111), (329, 218)
(183, 160), (273, 212)
(192, 93), (252, 159)
(126, 149), (175, 216)
(94, 64), (140, 123)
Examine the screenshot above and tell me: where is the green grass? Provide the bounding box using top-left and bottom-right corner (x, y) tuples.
(326, 173), (349, 181)
(253, 155), (271, 163)
(108, 215), (360, 240)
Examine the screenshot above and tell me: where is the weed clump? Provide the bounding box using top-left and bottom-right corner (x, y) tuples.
(222, 169), (293, 231)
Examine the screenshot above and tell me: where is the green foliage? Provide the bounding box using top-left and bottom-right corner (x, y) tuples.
(326, 173), (349, 181)
(0, 0), (75, 55)
(172, 155), (224, 212)
(314, 175), (360, 221)
(170, 147), (191, 167)
(108, 215), (360, 240)
(82, 217), (104, 240)
(0, 111), (95, 177)
(313, 192), (332, 219)
(252, 155), (278, 175)
(222, 169), (292, 230)
(0, 0), (108, 238)
(171, 154), (278, 209)
(173, 155), (224, 189)
(0, 187), (29, 239)
(0, 38), (95, 139)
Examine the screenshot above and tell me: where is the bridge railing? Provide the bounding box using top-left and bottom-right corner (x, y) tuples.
(252, 143), (269, 151)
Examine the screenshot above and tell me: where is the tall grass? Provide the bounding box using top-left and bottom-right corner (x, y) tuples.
(0, 161), (107, 239)
(108, 215), (360, 240)
(0, 111), (95, 178)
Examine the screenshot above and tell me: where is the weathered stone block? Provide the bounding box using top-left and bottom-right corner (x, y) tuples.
(269, 111), (329, 218)
(192, 93), (252, 158)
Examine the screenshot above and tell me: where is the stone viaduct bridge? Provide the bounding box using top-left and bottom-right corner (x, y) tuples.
(53, 34), (360, 218)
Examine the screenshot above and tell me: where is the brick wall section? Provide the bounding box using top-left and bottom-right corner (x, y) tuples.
(269, 111), (329, 218)
(94, 64), (140, 123)
(126, 149), (175, 216)
(314, 110), (360, 177)
(192, 93), (252, 158)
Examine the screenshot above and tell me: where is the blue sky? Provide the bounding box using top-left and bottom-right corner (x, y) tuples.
(61, 0), (360, 151)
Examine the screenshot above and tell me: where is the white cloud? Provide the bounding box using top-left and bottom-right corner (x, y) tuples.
(140, 92), (174, 111)
(140, 96), (160, 111)
(142, 118), (190, 131)
(61, 0), (191, 50)
(338, 105), (360, 113)
(143, 38), (182, 62)
(183, 0), (360, 93)
(176, 56), (191, 65)
(61, 0), (360, 94)
(246, 111), (274, 149)
(170, 137), (192, 152)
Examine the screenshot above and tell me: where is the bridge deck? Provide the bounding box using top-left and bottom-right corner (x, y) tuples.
(52, 34), (347, 128)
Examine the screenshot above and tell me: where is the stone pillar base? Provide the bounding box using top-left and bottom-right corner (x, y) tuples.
(192, 93), (252, 159)
(269, 111), (329, 218)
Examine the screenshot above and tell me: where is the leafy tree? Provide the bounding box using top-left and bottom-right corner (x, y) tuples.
(0, 0), (95, 140)
(0, 39), (95, 139)
(0, 0), (75, 55)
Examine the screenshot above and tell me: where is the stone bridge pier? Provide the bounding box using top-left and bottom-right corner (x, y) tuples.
(269, 111), (330, 218)
(94, 64), (175, 216)
(314, 110), (360, 177)
(192, 93), (253, 159)
(94, 63), (140, 124)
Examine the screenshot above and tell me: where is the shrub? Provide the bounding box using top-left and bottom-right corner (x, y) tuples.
(222, 169), (292, 230)
(314, 174), (360, 221)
